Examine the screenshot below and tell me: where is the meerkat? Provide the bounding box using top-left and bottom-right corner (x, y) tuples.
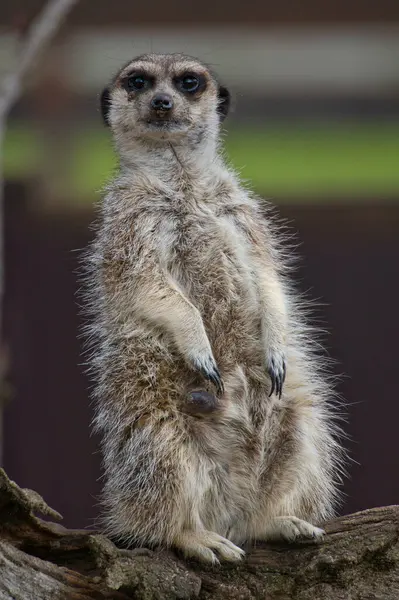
(83, 53), (345, 564)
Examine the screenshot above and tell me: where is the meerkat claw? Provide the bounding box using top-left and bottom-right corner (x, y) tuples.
(209, 367), (224, 396)
(267, 355), (286, 399)
(193, 356), (224, 396)
(204, 365), (224, 397)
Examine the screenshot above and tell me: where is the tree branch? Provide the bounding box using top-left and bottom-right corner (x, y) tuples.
(0, 468), (398, 599)
(0, 0), (78, 121)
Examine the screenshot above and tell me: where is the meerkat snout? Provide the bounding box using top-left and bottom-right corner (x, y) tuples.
(150, 93), (173, 112)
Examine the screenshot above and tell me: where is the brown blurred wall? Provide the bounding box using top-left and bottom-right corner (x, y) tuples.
(1, 0), (399, 28)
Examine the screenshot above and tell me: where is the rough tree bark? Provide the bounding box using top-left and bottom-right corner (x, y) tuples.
(0, 469), (398, 600)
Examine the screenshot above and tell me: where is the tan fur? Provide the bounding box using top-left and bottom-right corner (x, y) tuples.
(82, 53), (346, 563)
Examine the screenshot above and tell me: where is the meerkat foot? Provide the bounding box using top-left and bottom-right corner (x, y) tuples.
(174, 530), (245, 564)
(261, 516), (325, 543)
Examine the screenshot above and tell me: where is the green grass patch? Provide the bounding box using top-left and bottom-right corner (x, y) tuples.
(3, 127), (45, 178)
(225, 123), (399, 197)
(4, 121), (399, 199)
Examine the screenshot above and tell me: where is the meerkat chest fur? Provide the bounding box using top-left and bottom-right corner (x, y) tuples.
(162, 187), (261, 321)
(104, 160), (267, 377)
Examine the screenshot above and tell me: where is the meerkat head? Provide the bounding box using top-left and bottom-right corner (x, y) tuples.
(100, 53), (230, 148)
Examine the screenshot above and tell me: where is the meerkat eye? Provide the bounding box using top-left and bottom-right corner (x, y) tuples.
(178, 74), (200, 93)
(124, 74), (150, 92)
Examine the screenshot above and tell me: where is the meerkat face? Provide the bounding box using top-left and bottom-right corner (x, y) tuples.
(101, 54), (230, 142)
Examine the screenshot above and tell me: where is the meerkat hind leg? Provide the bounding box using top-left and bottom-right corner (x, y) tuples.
(260, 516), (325, 544)
(174, 530), (245, 564)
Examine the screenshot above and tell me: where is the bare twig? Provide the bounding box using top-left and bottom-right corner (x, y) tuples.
(0, 0), (79, 465)
(0, 0), (78, 120)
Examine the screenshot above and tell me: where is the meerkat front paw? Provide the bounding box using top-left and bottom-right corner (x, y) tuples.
(261, 516), (325, 543)
(174, 530), (245, 564)
(267, 351), (286, 398)
(191, 353), (224, 397)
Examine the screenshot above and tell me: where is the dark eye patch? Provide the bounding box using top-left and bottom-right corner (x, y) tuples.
(174, 72), (207, 95)
(122, 71), (154, 93)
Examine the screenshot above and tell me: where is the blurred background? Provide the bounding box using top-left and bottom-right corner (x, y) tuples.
(1, 0), (398, 528)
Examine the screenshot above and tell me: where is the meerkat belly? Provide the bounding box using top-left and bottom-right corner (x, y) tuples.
(164, 216), (265, 522)
(170, 217), (264, 371)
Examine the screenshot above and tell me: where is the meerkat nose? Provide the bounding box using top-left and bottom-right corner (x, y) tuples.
(151, 93), (173, 111)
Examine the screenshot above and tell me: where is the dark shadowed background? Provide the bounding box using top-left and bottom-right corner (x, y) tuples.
(1, 0), (399, 528)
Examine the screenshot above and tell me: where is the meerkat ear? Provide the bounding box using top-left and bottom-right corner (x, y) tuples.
(217, 85), (231, 121)
(100, 87), (111, 126)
